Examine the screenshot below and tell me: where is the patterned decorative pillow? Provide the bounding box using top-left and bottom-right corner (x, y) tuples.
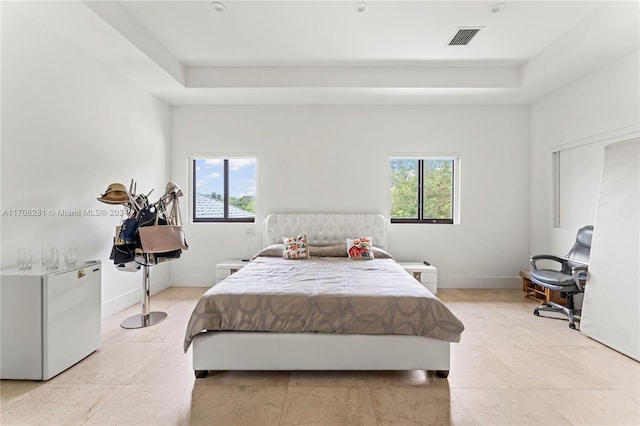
(282, 234), (309, 259)
(346, 237), (374, 260)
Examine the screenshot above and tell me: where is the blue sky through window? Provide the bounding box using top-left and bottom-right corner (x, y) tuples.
(194, 158), (256, 198)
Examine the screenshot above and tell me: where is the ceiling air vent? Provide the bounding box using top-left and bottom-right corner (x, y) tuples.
(448, 27), (482, 46)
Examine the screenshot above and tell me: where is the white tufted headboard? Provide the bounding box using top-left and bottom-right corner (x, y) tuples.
(264, 213), (388, 250)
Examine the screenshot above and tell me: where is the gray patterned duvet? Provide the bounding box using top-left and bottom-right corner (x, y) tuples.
(183, 257), (464, 351)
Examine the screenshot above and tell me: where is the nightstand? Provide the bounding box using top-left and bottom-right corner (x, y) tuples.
(398, 262), (438, 294)
(215, 259), (249, 284)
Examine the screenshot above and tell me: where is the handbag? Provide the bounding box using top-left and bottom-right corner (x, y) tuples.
(138, 206), (166, 228)
(139, 199), (188, 253)
(111, 243), (137, 264)
(155, 248), (182, 262)
(119, 217), (139, 244)
(139, 225), (188, 253)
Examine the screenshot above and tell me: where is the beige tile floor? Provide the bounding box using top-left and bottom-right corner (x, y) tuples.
(1, 288), (639, 425)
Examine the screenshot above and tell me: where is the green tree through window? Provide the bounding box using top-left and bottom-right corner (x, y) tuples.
(390, 160), (419, 219)
(390, 158), (455, 224)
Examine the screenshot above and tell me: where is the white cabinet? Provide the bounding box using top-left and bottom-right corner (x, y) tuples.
(0, 261), (102, 380)
(397, 262), (438, 294)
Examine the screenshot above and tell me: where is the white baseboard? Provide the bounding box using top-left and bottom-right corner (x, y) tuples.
(167, 273), (521, 290)
(168, 273), (215, 288)
(101, 268), (171, 319)
(438, 276), (521, 289)
(101, 287), (140, 319)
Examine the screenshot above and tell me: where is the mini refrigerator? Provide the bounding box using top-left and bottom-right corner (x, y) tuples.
(1, 261), (101, 380)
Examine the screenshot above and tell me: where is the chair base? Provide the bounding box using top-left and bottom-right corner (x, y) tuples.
(534, 301), (581, 330)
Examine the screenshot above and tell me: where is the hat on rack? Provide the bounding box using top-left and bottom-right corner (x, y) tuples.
(165, 181), (184, 198)
(97, 183), (129, 204)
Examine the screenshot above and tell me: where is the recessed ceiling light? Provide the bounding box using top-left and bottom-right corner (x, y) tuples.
(355, 2), (367, 13)
(490, 2), (506, 13)
(211, 2), (225, 12)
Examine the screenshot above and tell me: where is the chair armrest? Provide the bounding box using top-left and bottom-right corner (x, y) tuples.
(530, 254), (564, 270)
(571, 265), (589, 291)
(559, 256), (589, 266)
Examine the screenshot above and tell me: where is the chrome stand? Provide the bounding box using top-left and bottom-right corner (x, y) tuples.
(121, 262), (167, 329)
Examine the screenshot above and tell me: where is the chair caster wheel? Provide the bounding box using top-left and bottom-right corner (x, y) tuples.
(569, 323), (576, 330)
(533, 308), (540, 316)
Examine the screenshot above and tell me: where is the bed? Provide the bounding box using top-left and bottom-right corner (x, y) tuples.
(184, 213), (464, 378)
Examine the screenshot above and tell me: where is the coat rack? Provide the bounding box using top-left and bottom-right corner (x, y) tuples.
(120, 256), (167, 328)
(98, 180), (187, 329)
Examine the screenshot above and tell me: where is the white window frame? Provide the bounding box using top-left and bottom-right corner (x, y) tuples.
(388, 154), (461, 224)
(190, 155), (257, 223)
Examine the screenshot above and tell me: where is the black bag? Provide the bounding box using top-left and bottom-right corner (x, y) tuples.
(155, 249), (182, 262)
(119, 218), (139, 244)
(112, 243), (137, 265)
(138, 206), (167, 228)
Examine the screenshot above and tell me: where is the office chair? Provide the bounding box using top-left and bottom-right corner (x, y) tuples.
(529, 225), (593, 329)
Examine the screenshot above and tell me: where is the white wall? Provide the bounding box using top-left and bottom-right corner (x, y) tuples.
(530, 50), (640, 255)
(1, 4), (171, 318)
(171, 105), (530, 289)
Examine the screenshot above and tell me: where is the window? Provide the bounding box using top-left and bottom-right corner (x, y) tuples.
(192, 158), (256, 222)
(389, 157), (458, 224)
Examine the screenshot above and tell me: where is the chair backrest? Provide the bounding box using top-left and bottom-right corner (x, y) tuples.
(563, 225), (594, 274)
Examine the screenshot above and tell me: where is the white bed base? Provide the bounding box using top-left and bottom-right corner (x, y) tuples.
(192, 213), (451, 378)
(193, 332), (450, 377)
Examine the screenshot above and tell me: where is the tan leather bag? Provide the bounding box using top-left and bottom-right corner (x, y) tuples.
(139, 224), (188, 253)
(138, 196), (189, 253)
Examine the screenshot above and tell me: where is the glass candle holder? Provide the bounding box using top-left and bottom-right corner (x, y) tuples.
(64, 245), (77, 268)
